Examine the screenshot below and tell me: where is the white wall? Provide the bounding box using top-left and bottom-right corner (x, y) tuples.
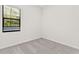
(43, 6), (79, 49)
(0, 5), (41, 49)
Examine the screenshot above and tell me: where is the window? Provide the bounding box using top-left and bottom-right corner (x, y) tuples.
(2, 5), (21, 32)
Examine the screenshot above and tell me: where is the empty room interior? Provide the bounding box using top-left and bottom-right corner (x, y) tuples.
(0, 5), (79, 54)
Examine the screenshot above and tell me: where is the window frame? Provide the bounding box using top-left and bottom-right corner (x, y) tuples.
(2, 5), (21, 32)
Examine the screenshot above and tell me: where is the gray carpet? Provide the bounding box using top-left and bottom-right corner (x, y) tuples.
(0, 38), (79, 54)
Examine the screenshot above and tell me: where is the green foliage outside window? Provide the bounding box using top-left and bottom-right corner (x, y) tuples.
(3, 6), (20, 27)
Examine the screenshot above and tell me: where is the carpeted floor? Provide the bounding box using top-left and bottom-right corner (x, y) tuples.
(0, 38), (79, 54)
